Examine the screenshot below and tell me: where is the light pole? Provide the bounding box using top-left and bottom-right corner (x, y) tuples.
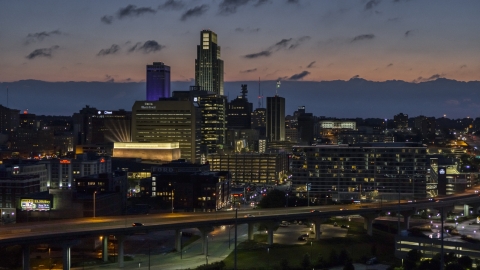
(171, 188), (174, 214)
(307, 183), (311, 207)
(93, 191), (97, 218)
(180, 231), (183, 259)
(267, 247), (270, 269)
(310, 241), (313, 258)
(206, 235), (209, 265)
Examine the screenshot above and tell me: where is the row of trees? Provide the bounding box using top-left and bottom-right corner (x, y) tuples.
(402, 249), (477, 270)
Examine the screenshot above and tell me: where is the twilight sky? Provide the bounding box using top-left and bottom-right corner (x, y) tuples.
(1, 0), (480, 83)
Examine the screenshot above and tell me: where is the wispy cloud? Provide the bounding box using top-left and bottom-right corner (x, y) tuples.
(350, 75), (360, 79)
(351, 34), (375, 42)
(412, 73), (444, 83)
(306, 61), (316, 68)
(181, 5), (209, 21)
(128, 40), (165, 53)
(117, 5), (156, 19)
(235, 27), (260, 33)
(25, 30), (64, 45)
(26, 45), (60, 59)
(101, 16), (114, 24)
(158, 0), (184, 10)
(460, 65), (467, 69)
(387, 63), (393, 67)
(219, 0), (251, 15)
(288, 71), (310, 80)
(287, 0), (299, 4)
(101, 5), (157, 24)
(105, 74), (115, 83)
(365, 0), (381, 10)
(240, 68), (257, 73)
(244, 36), (310, 59)
(97, 44), (120, 56)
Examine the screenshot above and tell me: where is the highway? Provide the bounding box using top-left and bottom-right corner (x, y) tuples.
(0, 191), (478, 246)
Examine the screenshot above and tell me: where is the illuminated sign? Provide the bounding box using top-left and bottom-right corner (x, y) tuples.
(104, 111), (112, 115)
(193, 97), (198, 102)
(100, 158), (105, 163)
(60, 159), (71, 164)
(439, 169), (446, 175)
(21, 199), (51, 211)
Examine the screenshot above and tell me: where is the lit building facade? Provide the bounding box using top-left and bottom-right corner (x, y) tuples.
(291, 143), (428, 202)
(131, 100), (201, 162)
(226, 84), (253, 130)
(207, 153), (288, 184)
(146, 62), (171, 101)
(195, 30), (224, 95)
(266, 96), (285, 142)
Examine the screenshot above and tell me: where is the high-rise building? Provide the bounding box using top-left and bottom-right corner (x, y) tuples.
(0, 105), (19, 135)
(195, 30), (224, 95)
(146, 62), (171, 101)
(266, 96), (285, 142)
(131, 99), (201, 163)
(173, 89), (227, 155)
(226, 85), (253, 129)
(394, 113), (409, 129)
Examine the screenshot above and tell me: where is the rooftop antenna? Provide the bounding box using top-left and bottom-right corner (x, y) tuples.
(276, 80), (281, 96)
(241, 84), (248, 99)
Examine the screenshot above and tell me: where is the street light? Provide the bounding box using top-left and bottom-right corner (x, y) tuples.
(93, 191), (97, 218)
(310, 241), (313, 258)
(180, 231), (183, 259)
(206, 235), (209, 265)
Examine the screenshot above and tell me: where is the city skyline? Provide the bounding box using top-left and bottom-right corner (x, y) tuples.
(2, 0), (480, 83)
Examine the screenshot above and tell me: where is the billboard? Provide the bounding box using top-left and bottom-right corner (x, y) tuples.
(20, 199), (51, 211)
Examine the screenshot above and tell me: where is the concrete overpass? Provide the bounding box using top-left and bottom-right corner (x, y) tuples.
(1, 192), (479, 270)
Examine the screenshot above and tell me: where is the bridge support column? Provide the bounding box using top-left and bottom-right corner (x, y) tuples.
(400, 210), (415, 230)
(361, 214), (378, 236)
(464, 204), (470, 217)
(117, 235), (125, 268)
(175, 229), (182, 251)
(311, 218), (326, 241)
(62, 244), (71, 270)
(22, 245), (30, 270)
(248, 223), (254, 240)
(199, 227), (214, 255)
(102, 235), (109, 262)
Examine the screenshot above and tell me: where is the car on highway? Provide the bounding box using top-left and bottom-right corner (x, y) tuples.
(244, 214), (255, 218)
(132, 222), (144, 227)
(297, 236), (307, 241)
(310, 210), (320, 213)
(340, 224), (349, 229)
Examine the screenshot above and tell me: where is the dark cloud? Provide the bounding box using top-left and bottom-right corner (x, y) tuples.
(25, 30), (63, 45)
(97, 44), (121, 56)
(105, 75), (114, 83)
(365, 0), (381, 10)
(129, 40), (165, 53)
(405, 30), (413, 37)
(387, 63), (393, 67)
(117, 5), (156, 19)
(100, 15), (114, 24)
(460, 65), (467, 69)
(387, 17), (400, 22)
(306, 61), (316, 68)
(288, 71), (310, 80)
(244, 50), (271, 59)
(219, 0), (251, 15)
(243, 36), (310, 59)
(287, 0), (299, 4)
(26, 45), (60, 60)
(350, 75), (360, 79)
(351, 34), (375, 42)
(240, 68), (257, 73)
(412, 74), (444, 83)
(181, 5), (209, 21)
(288, 36), (310, 49)
(158, 0), (184, 10)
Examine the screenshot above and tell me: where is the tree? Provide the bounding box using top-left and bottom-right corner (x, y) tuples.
(300, 253), (311, 270)
(406, 249), (422, 263)
(371, 244), (377, 256)
(280, 258), (291, 270)
(259, 189), (286, 208)
(338, 249), (350, 265)
(328, 249), (338, 267)
(343, 262), (355, 270)
(445, 263), (465, 270)
(314, 254), (327, 269)
(458, 255), (473, 269)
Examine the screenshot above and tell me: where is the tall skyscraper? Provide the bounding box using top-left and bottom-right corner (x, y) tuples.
(266, 96), (285, 142)
(195, 30), (224, 95)
(146, 62), (171, 101)
(226, 85), (253, 129)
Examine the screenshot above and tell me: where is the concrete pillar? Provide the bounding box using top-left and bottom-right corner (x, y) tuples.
(400, 210), (415, 230)
(248, 223), (254, 240)
(62, 244), (71, 270)
(361, 214), (377, 236)
(199, 227), (213, 255)
(464, 204), (470, 217)
(267, 225), (274, 246)
(102, 235), (109, 262)
(22, 245), (30, 270)
(175, 229), (182, 251)
(118, 235), (125, 268)
(311, 219), (325, 241)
